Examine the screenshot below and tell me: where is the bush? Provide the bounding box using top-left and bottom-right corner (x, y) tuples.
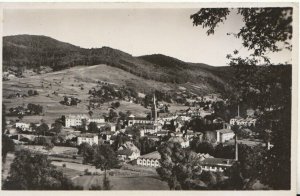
(62, 163), (66, 168)
(84, 169), (92, 175)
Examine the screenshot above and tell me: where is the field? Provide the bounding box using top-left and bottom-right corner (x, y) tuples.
(20, 145), (78, 155)
(3, 64), (210, 124)
(73, 175), (169, 190)
(3, 64), (175, 123)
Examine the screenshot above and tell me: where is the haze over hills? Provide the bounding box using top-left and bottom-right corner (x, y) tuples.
(3, 34), (233, 94)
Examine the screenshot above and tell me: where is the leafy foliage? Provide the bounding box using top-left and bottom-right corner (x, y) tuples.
(156, 141), (203, 190)
(191, 7), (292, 190)
(93, 144), (119, 171)
(191, 8), (292, 56)
(2, 150), (82, 190)
(78, 143), (95, 164)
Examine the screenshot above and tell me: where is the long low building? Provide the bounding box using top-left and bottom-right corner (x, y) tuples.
(200, 158), (235, 172)
(136, 151), (161, 168)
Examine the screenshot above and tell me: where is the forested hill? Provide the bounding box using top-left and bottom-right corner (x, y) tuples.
(3, 34), (232, 93)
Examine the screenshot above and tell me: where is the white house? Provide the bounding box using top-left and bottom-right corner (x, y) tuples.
(77, 134), (98, 146)
(215, 129), (235, 143)
(65, 114), (89, 128)
(65, 114), (105, 128)
(88, 117), (105, 124)
(117, 142), (140, 161)
(15, 122), (30, 131)
(118, 149), (140, 161)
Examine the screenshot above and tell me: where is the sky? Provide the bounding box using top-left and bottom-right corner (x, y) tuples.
(3, 8), (292, 66)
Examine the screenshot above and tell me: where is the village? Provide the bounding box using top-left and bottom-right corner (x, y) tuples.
(2, 85), (269, 189)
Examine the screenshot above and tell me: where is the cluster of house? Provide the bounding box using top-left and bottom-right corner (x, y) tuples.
(176, 107), (215, 118)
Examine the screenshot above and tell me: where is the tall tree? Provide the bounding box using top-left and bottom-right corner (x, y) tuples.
(191, 8), (292, 190)
(93, 144), (119, 190)
(36, 123), (50, 136)
(156, 141), (203, 190)
(88, 122), (99, 133)
(78, 143), (95, 164)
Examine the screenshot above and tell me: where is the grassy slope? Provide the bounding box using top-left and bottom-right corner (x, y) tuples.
(3, 64), (162, 123)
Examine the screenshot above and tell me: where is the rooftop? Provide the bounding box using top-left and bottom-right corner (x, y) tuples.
(201, 158), (235, 166)
(66, 114), (89, 119)
(215, 129), (234, 134)
(117, 149), (134, 156)
(139, 151), (161, 160)
(78, 133), (98, 138)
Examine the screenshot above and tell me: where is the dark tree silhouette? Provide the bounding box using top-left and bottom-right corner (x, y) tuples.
(2, 150), (82, 190)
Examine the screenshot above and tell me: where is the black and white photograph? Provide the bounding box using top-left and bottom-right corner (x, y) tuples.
(0, 2), (297, 193)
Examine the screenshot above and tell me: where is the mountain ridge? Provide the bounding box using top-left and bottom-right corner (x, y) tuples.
(3, 34), (232, 94)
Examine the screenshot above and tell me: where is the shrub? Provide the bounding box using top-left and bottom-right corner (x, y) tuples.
(84, 169), (92, 175)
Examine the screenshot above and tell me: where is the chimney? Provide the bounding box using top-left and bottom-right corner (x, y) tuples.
(235, 134), (238, 161)
(267, 141), (271, 150)
(237, 104), (240, 117)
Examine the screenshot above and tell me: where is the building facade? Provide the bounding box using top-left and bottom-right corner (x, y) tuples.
(77, 134), (98, 146)
(200, 158), (235, 172)
(136, 151), (161, 167)
(215, 129), (235, 143)
(65, 114), (105, 128)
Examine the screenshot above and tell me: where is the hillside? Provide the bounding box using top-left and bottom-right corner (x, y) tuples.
(3, 34), (233, 94)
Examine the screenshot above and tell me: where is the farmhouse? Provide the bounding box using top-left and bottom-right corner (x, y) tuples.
(117, 142), (140, 161)
(15, 122), (30, 131)
(136, 151), (161, 168)
(118, 149), (140, 161)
